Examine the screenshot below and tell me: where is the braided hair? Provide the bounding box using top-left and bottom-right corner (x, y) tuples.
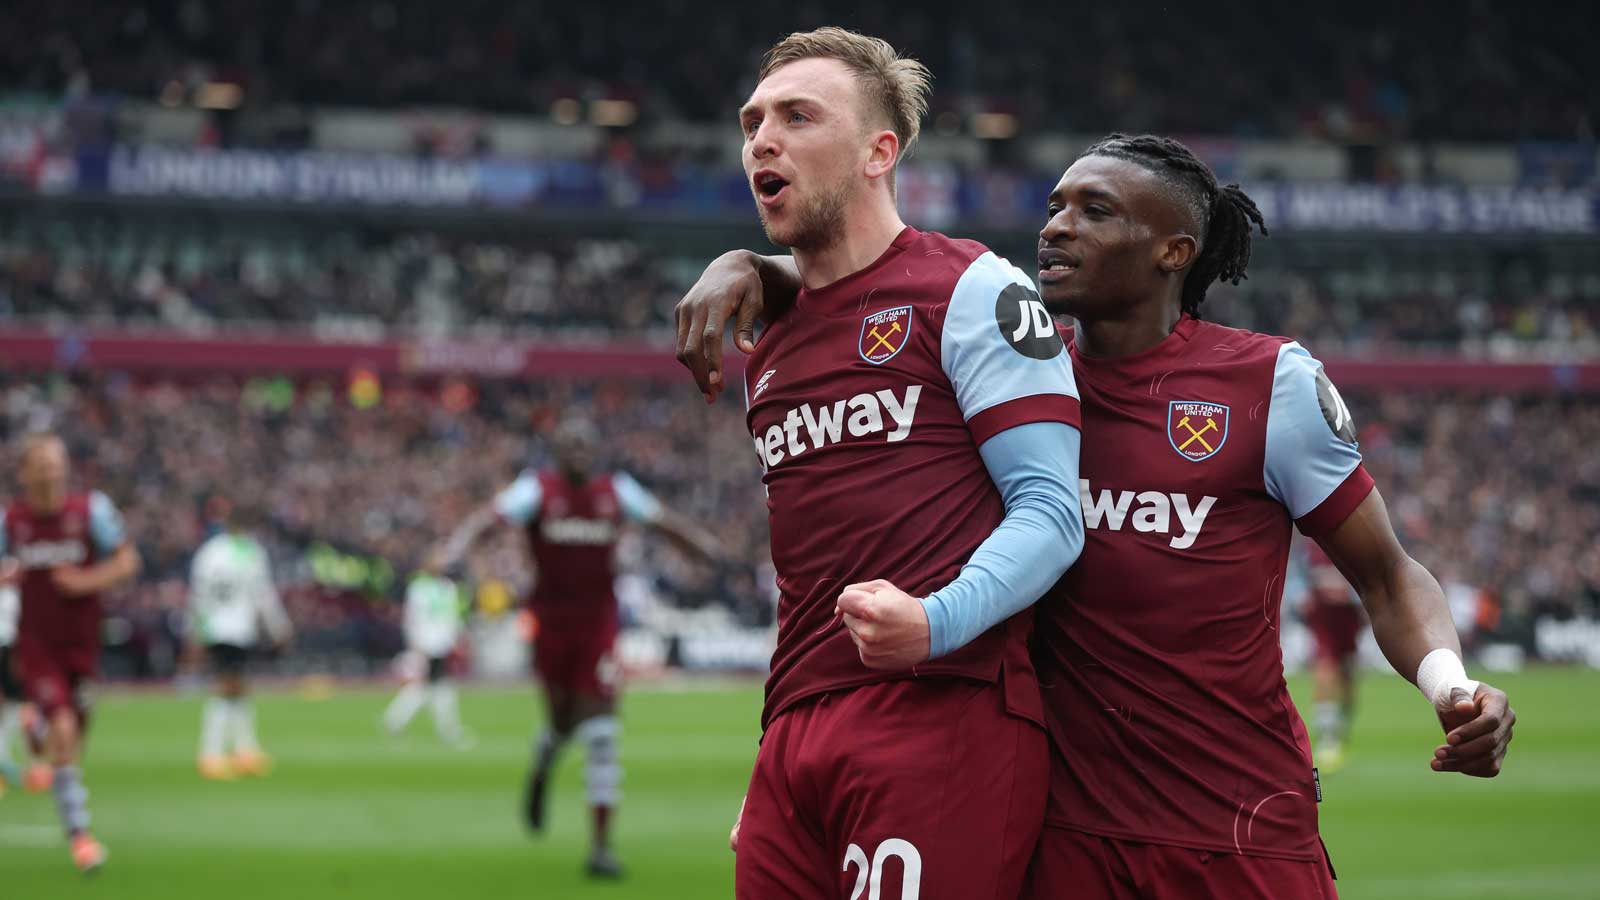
(1078, 134), (1268, 319)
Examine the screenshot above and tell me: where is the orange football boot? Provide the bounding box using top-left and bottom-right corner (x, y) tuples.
(231, 749), (274, 777)
(71, 832), (107, 873)
(23, 762), (53, 793)
(197, 754), (237, 781)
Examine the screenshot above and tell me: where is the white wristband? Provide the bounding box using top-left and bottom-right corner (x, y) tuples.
(1416, 648), (1479, 712)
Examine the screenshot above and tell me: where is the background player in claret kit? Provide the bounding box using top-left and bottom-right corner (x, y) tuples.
(382, 559), (473, 748)
(188, 498), (293, 780)
(682, 28), (1084, 900)
(438, 417), (718, 879)
(677, 133), (1518, 900)
(1299, 541), (1367, 771)
(1, 433), (140, 873)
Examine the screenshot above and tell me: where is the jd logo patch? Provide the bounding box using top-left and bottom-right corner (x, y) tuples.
(995, 283), (1063, 359)
(1315, 370), (1357, 443)
(1168, 401), (1230, 461)
(859, 307), (913, 365)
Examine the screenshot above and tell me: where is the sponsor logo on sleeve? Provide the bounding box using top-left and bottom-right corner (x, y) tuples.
(994, 283), (1064, 359)
(859, 307), (913, 365)
(1315, 370), (1357, 443)
(1168, 401), (1230, 461)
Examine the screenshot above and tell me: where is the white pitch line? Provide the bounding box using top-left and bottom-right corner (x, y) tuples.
(0, 824), (62, 847)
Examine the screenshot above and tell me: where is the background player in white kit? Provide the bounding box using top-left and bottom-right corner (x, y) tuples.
(382, 561), (472, 748)
(0, 574), (21, 793)
(188, 499), (292, 780)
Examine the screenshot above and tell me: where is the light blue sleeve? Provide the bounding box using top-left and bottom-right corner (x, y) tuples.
(939, 252), (1079, 433)
(612, 471), (665, 525)
(0, 521), (7, 557)
(1264, 342), (1364, 518)
(919, 421), (1084, 659)
(493, 472), (543, 525)
(88, 491), (127, 553)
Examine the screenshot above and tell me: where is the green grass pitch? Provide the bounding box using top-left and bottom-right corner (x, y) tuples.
(1, 669), (1596, 899)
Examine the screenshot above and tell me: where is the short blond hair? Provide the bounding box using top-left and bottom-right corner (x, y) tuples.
(18, 431), (62, 465)
(759, 27), (932, 164)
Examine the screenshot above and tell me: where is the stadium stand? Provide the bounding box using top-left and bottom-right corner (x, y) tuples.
(2, 0), (1594, 140)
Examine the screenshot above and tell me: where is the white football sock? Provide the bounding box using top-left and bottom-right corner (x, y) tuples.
(230, 699), (260, 753)
(577, 716), (622, 808)
(429, 683), (465, 743)
(0, 702), (19, 765)
(384, 683), (427, 734)
(200, 697), (230, 758)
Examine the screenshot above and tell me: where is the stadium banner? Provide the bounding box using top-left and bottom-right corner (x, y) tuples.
(78, 145), (513, 206)
(672, 630), (775, 672)
(1250, 183), (1598, 235)
(48, 146), (1600, 233)
(2, 329), (1598, 388)
(1533, 616), (1600, 668)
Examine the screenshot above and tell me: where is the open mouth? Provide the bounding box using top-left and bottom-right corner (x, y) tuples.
(1038, 248), (1080, 279)
(754, 171), (790, 204)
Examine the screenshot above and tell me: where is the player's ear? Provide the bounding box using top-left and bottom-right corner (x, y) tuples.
(1157, 234), (1197, 275)
(864, 129), (899, 182)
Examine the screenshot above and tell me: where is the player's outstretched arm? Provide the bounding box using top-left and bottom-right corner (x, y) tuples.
(54, 491), (142, 597)
(1315, 488), (1514, 777)
(258, 565), (294, 650)
(673, 250), (800, 403)
(52, 541), (141, 598)
(436, 504), (502, 570)
(645, 510), (722, 566)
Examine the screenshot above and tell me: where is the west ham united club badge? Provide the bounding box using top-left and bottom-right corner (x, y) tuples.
(859, 306), (913, 365)
(1168, 400), (1229, 461)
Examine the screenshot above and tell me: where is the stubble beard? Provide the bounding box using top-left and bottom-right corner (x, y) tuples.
(759, 177), (852, 253)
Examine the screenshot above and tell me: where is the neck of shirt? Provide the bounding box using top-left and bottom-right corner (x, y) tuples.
(1071, 316), (1201, 380)
(794, 226), (920, 318)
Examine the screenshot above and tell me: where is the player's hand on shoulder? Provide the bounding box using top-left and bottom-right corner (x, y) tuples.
(674, 250), (768, 403)
(1431, 682), (1514, 778)
(836, 579), (931, 671)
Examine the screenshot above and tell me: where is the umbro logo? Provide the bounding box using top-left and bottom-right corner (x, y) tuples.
(753, 369), (778, 400)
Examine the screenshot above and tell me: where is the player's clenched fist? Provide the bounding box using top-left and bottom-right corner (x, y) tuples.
(836, 579), (932, 670)
(1432, 682), (1515, 778)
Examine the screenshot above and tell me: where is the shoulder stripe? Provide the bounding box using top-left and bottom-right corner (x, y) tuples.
(967, 395), (1082, 446)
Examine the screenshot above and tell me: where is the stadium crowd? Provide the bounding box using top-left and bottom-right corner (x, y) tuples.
(0, 371), (769, 675)
(2, 0), (1593, 142)
(0, 217), (688, 339)
(5, 214), (1597, 354)
(0, 369), (1593, 678)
